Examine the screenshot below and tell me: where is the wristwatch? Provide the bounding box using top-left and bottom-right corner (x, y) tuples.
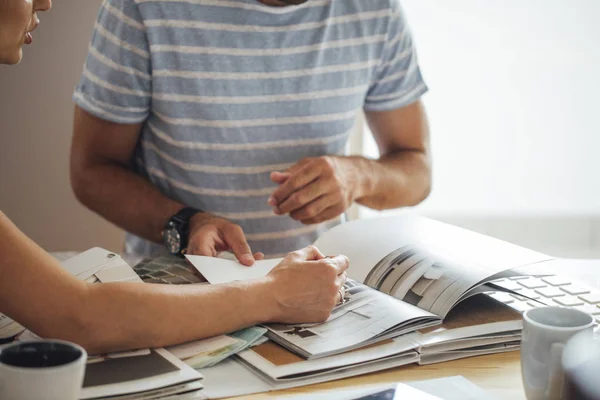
(162, 207), (201, 257)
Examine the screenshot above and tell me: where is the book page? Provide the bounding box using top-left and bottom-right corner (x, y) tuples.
(313, 215), (551, 317)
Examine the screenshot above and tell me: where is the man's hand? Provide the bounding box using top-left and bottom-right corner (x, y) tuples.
(187, 213), (263, 266)
(262, 246), (349, 324)
(268, 156), (367, 225)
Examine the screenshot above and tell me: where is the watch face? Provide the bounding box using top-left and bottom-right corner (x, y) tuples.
(163, 226), (182, 255)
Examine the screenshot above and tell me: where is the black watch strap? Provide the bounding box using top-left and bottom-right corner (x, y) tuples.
(171, 207), (201, 226)
(164, 207), (201, 256)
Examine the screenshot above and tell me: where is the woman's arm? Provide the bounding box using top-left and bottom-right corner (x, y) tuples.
(0, 212), (347, 354)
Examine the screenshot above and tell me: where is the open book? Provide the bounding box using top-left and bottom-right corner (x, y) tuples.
(187, 215), (551, 363)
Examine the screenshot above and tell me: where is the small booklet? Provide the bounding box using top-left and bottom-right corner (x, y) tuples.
(187, 215), (551, 361)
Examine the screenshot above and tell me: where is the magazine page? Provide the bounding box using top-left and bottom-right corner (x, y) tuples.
(265, 279), (439, 359)
(80, 348), (203, 400)
(419, 334), (521, 355)
(361, 245), (515, 317)
(313, 215), (552, 317)
(418, 342), (520, 365)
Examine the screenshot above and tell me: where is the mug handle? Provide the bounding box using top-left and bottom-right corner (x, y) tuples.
(546, 342), (565, 400)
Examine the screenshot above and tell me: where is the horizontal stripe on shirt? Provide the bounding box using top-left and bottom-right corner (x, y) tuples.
(150, 34), (387, 56)
(145, 9), (390, 32)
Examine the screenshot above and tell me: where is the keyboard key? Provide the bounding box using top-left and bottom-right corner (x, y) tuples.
(519, 278), (547, 289)
(578, 293), (600, 304)
(509, 276), (531, 280)
(510, 301), (533, 313)
(536, 287), (566, 298)
(518, 289), (542, 300)
(493, 280), (523, 291)
(553, 296), (585, 307)
(541, 276), (573, 286)
(489, 292), (515, 304)
(561, 285), (591, 296)
(527, 301), (544, 308)
(575, 304), (600, 315)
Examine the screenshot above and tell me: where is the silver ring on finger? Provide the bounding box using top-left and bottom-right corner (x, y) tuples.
(337, 287), (346, 305)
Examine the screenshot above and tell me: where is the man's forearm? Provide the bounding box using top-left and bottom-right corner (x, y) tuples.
(71, 107), (189, 243)
(71, 161), (183, 243)
(354, 101), (431, 211)
(351, 150), (431, 210)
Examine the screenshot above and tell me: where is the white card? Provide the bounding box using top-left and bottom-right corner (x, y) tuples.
(185, 256), (281, 284)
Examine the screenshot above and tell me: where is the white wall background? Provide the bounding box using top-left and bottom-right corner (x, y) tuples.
(0, 0), (125, 252)
(364, 0), (600, 216)
(360, 0), (600, 256)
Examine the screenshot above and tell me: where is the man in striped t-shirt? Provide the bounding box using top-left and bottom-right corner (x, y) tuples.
(70, 0), (431, 264)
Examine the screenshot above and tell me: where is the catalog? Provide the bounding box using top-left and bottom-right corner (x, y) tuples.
(187, 215), (551, 360)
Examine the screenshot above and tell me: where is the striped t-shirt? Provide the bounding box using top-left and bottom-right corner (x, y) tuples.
(74, 0), (428, 260)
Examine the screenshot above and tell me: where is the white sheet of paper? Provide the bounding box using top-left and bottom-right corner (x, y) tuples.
(408, 376), (497, 400)
(282, 383), (441, 400)
(185, 255), (281, 284)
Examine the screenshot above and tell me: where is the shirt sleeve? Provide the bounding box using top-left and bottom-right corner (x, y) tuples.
(364, 1), (428, 112)
(73, 0), (151, 124)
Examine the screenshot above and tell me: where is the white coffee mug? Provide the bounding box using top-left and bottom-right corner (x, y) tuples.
(562, 330), (600, 400)
(0, 339), (87, 400)
(521, 306), (595, 400)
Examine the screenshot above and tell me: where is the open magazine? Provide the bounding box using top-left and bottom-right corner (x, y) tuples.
(265, 278), (439, 359)
(187, 215), (552, 361)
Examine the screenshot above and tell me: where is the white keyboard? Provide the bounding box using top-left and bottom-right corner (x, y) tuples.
(487, 275), (600, 323)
